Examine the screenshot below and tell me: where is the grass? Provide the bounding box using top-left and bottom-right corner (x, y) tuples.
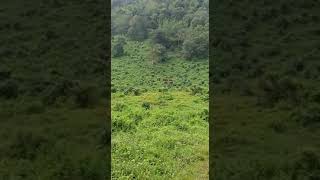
(211, 94), (320, 179)
(210, 0), (320, 178)
(0, 99), (107, 179)
(111, 41), (208, 179)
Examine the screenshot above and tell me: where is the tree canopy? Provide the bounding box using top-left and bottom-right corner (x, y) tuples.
(111, 0), (208, 60)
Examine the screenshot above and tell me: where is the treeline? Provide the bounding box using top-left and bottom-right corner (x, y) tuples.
(111, 0), (209, 61)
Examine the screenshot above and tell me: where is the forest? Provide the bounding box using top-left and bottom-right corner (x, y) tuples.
(111, 0), (209, 179)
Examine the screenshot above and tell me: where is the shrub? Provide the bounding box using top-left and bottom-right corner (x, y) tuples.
(142, 102), (151, 110)
(123, 87), (133, 95)
(112, 35), (126, 57)
(132, 88), (141, 96)
(113, 103), (126, 112)
(112, 117), (135, 132)
(129, 111), (144, 124)
(111, 87), (117, 93)
(190, 85), (203, 95)
(200, 109), (209, 122)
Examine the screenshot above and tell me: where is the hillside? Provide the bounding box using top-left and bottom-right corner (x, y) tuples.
(0, 0), (109, 179)
(111, 1), (209, 178)
(211, 0), (320, 179)
(112, 41), (209, 179)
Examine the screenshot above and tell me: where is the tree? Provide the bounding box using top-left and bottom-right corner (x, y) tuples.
(149, 43), (167, 64)
(111, 14), (131, 35)
(190, 9), (208, 27)
(127, 15), (150, 41)
(112, 35), (127, 57)
(151, 20), (186, 49)
(182, 25), (208, 59)
(150, 29), (170, 49)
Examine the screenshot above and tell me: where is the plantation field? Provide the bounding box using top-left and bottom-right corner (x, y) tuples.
(111, 41), (209, 179)
(112, 42), (208, 92)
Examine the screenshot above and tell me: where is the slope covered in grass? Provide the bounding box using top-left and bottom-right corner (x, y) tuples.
(211, 0), (320, 179)
(111, 41), (208, 179)
(112, 41), (208, 92)
(0, 0), (109, 179)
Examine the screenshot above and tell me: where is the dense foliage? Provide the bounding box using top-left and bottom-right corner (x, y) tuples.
(112, 41), (209, 179)
(211, 0), (320, 179)
(0, 0), (109, 179)
(111, 1), (209, 178)
(111, 0), (209, 60)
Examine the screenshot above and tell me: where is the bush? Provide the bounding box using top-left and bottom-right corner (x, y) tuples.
(112, 117), (135, 132)
(142, 102), (151, 110)
(113, 103), (126, 112)
(132, 88), (141, 96)
(111, 87), (117, 93)
(123, 87), (141, 96)
(112, 35), (126, 57)
(200, 109), (209, 122)
(190, 85), (203, 95)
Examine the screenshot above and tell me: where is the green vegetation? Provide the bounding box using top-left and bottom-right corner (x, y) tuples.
(111, 0), (209, 61)
(211, 0), (320, 179)
(111, 1), (209, 178)
(112, 40), (208, 179)
(0, 0), (109, 179)
(112, 92), (208, 179)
